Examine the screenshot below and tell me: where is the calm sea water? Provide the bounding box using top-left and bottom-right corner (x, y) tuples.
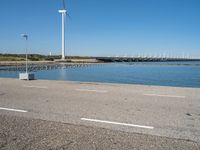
(1, 61), (200, 88)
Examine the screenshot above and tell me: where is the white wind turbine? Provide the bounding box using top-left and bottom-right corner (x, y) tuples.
(58, 0), (70, 60)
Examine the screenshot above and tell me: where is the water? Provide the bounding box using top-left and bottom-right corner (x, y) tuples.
(1, 61), (200, 88)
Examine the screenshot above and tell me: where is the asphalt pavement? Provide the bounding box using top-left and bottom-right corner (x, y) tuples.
(0, 78), (200, 149)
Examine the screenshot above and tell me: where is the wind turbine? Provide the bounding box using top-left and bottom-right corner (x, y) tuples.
(58, 0), (69, 60)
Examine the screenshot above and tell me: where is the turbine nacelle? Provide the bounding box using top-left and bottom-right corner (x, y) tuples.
(58, 9), (67, 13)
(21, 34), (28, 40)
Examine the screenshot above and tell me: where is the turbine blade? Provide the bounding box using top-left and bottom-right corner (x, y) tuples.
(62, 0), (66, 9)
(66, 13), (72, 20)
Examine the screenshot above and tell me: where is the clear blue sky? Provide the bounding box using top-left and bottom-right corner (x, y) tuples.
(0, 0), (200, 57)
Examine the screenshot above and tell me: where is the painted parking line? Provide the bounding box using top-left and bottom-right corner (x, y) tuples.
(23, 85), (48, 89)
(81, 118), (154, 129)
(0, 107), (28, 113)
(76, 89), (108, 93)
(144, 94), (186, 99)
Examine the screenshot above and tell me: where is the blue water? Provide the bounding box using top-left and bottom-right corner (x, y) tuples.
(1, 61), (200, 88)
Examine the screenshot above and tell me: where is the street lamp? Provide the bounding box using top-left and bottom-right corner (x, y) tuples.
(21, 34), (28, 73)
(19, 34), (35, 80)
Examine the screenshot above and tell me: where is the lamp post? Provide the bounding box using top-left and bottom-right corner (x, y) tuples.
(21, 34), (28, 73)
(19, 34), (35, 80)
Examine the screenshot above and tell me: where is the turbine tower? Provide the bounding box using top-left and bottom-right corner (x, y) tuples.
(58, 0), (68, 60)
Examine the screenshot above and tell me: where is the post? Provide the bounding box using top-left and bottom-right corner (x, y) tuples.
(62, 12), (65, 60)
(25, 37), (28, 73)
(19, 34), (35, 80)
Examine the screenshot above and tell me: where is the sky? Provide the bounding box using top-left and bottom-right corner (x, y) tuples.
(0, 0), (200, 57)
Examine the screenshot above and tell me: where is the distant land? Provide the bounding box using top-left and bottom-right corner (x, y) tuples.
(0, 53), (94, 61)
(0, 53), (200, 63)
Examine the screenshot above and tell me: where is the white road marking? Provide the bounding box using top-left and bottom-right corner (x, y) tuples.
(0, 107), (27, 113)
(144, 94), (185, 99)
(23, 85), (48, 89)
(81, 118), (154, 129)
(76, 89), (108, 93)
